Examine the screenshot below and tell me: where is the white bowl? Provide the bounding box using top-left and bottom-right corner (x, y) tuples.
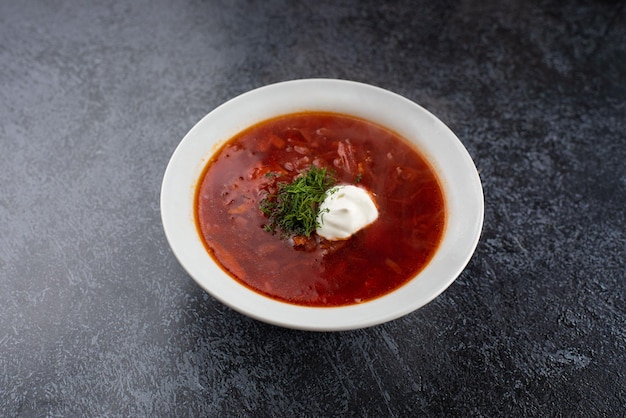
(161, 79), (483, 331)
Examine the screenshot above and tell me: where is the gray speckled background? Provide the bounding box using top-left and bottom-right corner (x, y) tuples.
(1, 0), (624, 416)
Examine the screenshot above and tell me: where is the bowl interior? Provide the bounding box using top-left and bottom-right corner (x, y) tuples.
(161, 79), (484, 331)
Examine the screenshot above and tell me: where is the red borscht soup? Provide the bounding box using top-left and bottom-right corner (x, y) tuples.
(195, 112), (445, 307)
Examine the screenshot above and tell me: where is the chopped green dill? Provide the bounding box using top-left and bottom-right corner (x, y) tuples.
(354, 173), (363, 183)
(260, 166), (336, 237)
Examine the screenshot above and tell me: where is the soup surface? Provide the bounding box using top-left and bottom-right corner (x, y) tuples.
(196, 112), (445, 306)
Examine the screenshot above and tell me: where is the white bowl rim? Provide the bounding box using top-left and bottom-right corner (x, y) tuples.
(161, 78), (484, 331)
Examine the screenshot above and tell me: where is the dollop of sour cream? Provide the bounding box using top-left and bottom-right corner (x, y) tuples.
(316, 185), (378, 240)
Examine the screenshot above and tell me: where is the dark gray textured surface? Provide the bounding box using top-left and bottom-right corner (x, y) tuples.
(1, 0), (624, 416)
